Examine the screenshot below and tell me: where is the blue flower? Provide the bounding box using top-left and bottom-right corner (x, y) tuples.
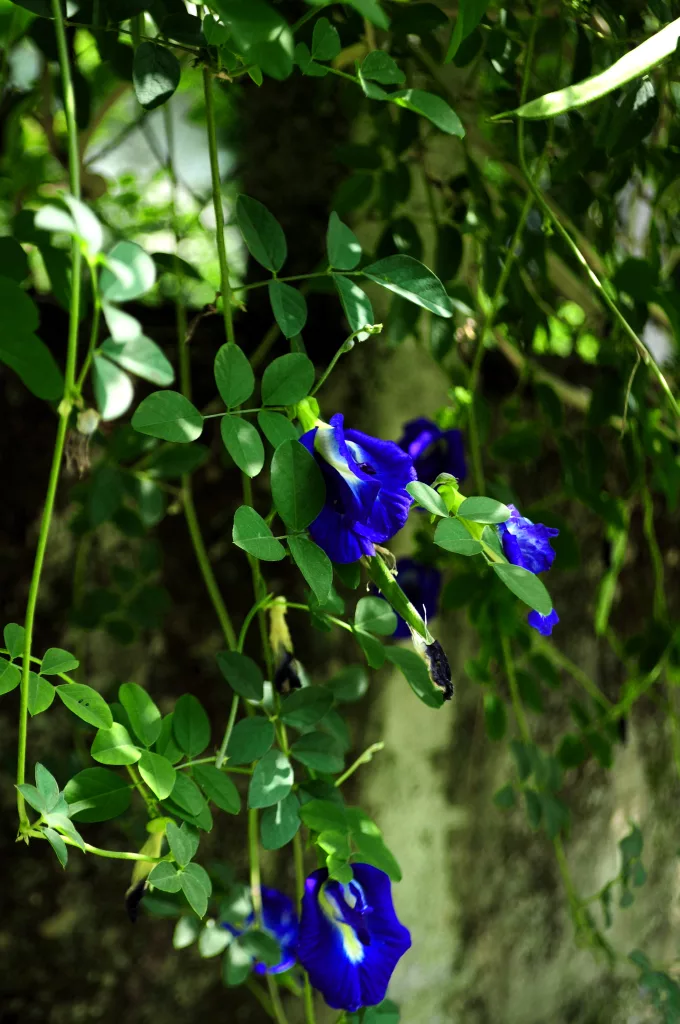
(528, 608), (560, 636)
(398, 417), (466, 484)
(300, 414), (416, 564)
(498, 505), (560, 635)
(393, 559), (442, 640)
(223, 887), (299, 975)
(498, 504), (558, 574)
(296, 865), (411, 1012)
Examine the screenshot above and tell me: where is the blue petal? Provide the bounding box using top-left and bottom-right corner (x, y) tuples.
(498, 504), (559, 574)
(297, 866), (411, 1012)
(398, 418), (467, 484)
(528, 608), (559, 636)
(223, 887), (299, 976)
(300, 416), (416, 563)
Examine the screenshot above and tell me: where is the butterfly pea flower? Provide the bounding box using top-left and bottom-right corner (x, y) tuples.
(296, 865), (411, 1012)
(398, 417), (466, 485)
(393, 558), (442, 640)
(498, 505), (560, 635)
(300, 414), (416, 564)
(223, 887), (299, 974)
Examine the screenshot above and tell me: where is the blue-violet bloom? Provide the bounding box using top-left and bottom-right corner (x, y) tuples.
(296, 864), (411, 1012)
(398, 417), (466, 485)
(498, 504), (560, 635)
(528, 608), (560, 636)
(394, 558), (442, 640)
(223, 887), (299, 974)
(300, 414), (416, 564)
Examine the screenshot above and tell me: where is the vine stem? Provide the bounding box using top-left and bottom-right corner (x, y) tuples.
(516, 72), (680, 424)
(202, 66), (235, 345)
(501, 633), (530, 745)
(248, 808), (290, 1024)
(17, 0), (83, 829)
(33, 831), (164, 862)
(215, 694), (239, 769)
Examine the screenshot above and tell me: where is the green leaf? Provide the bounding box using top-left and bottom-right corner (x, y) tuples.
(445, 0), (487, 62)
(268, 280), (308, 339)
(174, 915), (201, 949)
(155, 713), (184, 764)
(362, 255), (452, 317)
(149, 862), (182, 893)
(261, 352), (315, 406)
(271, 439), (326, 530)
(56, 684), (113, 730)
(295, 41), (329, 77)
(152, 252), (203, 280)
(458, 497), (511, 524)
(198, 920), (231, 958)
(193, 764), (241, 814)
(299, 798), (348, 834)
(232, 505), (287, 561)
(133, 41), (181, 109)
(91, 723), (142, 765)
(484, 693), (506, 741)
(0, 275), (38, 334)
(352, 828), (402, 881)
(288, 535), (333, 604)
(327, 212), (362, 271)
(139, 751), (176, 800)
(291, 732), (344, 773)
(391, 89), (464, 136)
(257, 411), (299, 448)
(354, 596), (397, 636)
(311, 16), (340, 60)
(261, 792), (301, 849)
(17, 783), (48, 814)
(0, 331), (64, 401)
(166, 820), (198, 868)
(333, 273), (374, 339)
(235, 194), (287, 272)
(34, 205), (76, 237)
(215, 0), (294, 81)
(326, 665), (368, 703)
(493, 783), (517, 810)
(64, 767), (131, 822)
(214, 343), (255, 408)
(226, 717), (275, 765)
(119, 681), (162, 747)
(222, 940), (252, 986)
(100, 336), (174, 387)
(385, 647), (444, 709)
(132, 390), (203, 443)
(4, 623), (25, 659)
(63, 195), (104, 254)
(434, 518), (481, 556)
(0, 660), (20, 695)
(169, 773), (209, 818)
(220, 416), (265, 478)
(43, 827), (68, 868)
(347, 0), (389, 29)
(28, 673), (55, 716)
(146, 443), (210, 479)
(281, 687), (333, 730)
(0, 237), (29, 282)
(173, 694), (210, 758)
(216, 651), (265, 702)
(93, 355), (134, 421)
(492, 563), (553, 616)
(355, 629), (385, 669)
(100, 240), (156, 302)
(406, 481), (448, 517)
(361, 51), (404, 85)
(33, 763), (59, 810)
(248, 749), (294, 809)
(40, 648), (79, 675)
(513, 18), (680, 120)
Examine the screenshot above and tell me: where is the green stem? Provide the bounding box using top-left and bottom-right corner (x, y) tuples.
(249, 806), (264, 919)
(75, 260), (101, 392)
(34, 830), (164, 862)
(363, 555), (433, 643)
(126, 765), (158, 817)
(235, 271), (339, 293)
(517, 93), (680, 424)
(242, 475), (274, 678)
(17, 0), (83, 829)
(502, 633), (530, 744)
(215, 694), (240, 769)
(311, 326), (380, 397)
(535, 638), (613, 710)
(641, 472), (667, 622)
(202, 66), (235, 345)
(334, 742), (385, 787)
